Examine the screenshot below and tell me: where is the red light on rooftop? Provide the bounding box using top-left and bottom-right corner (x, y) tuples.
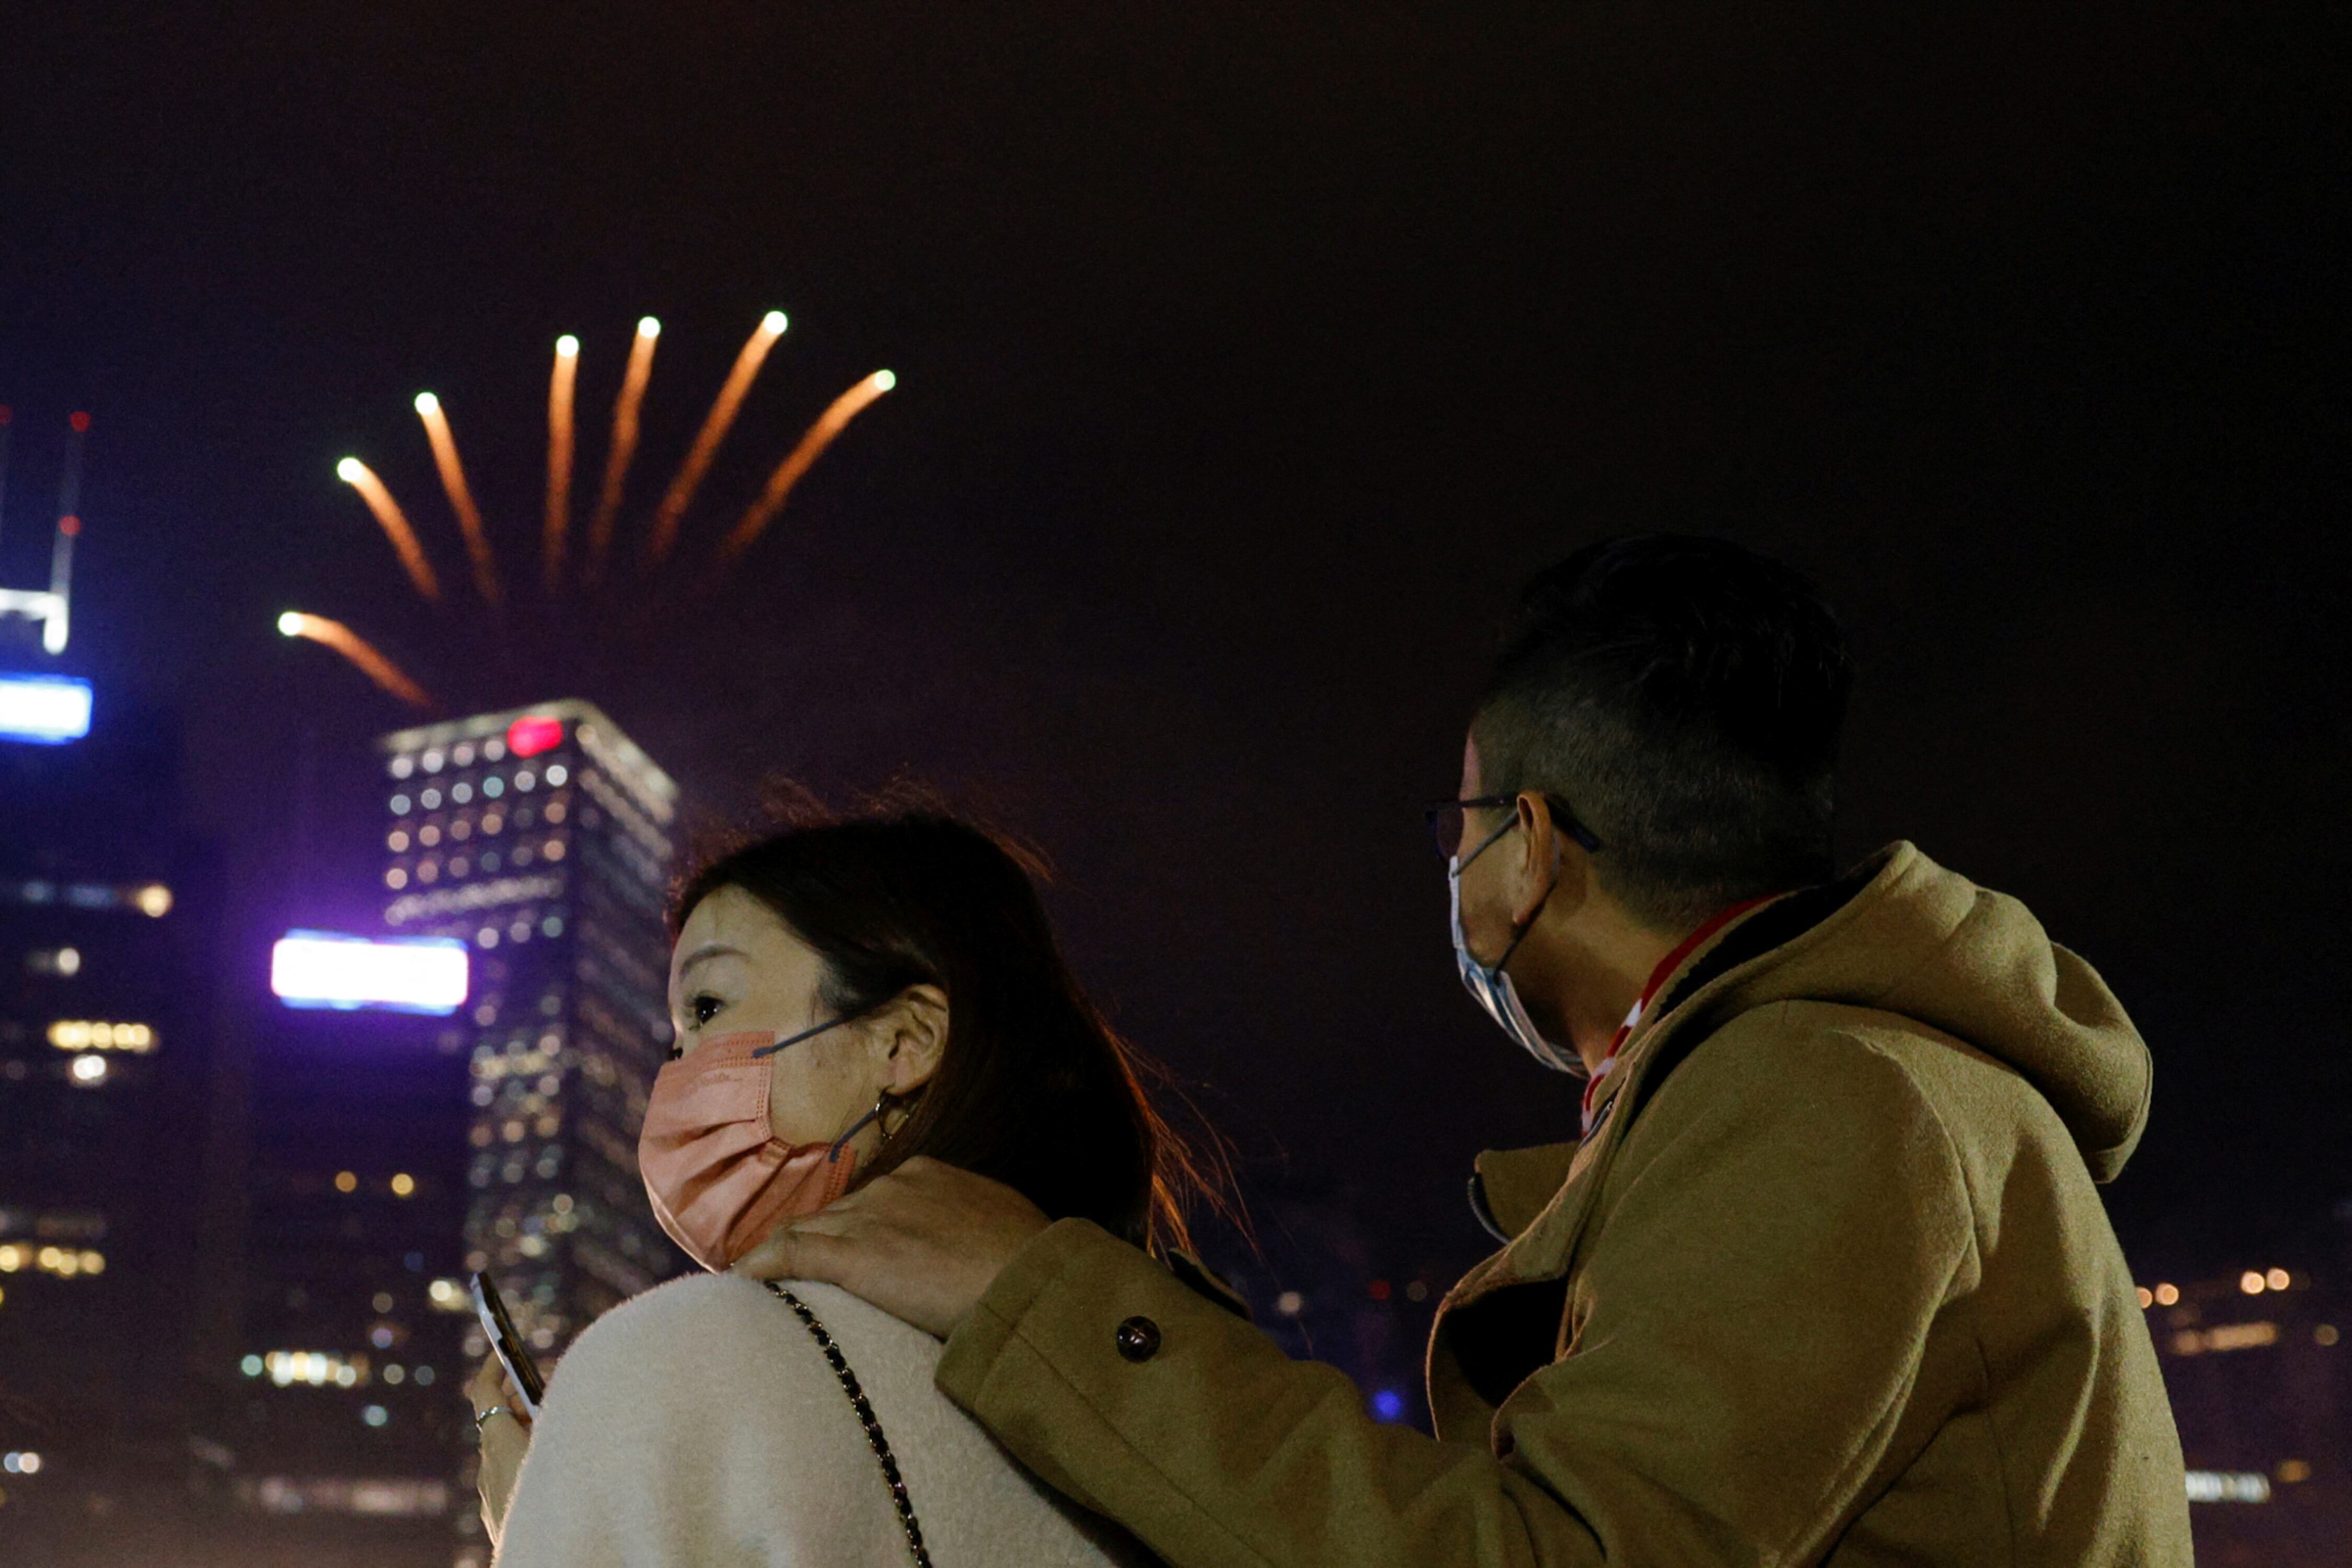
(59, 516), (81, 537)
(0, 405), (13, 424)
(1368, 1279), (1393, 1302)
(68, 411), (91, 433)
(506, 714), (564, 758)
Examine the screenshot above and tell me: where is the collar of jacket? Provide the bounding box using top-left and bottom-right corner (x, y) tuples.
(1451, 845), (1898, 1294)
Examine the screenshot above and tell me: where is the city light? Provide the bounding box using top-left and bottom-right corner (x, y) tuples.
(2241, 1271), (2267, 1295)
(427, 1277), (470, 1311)
(261, 1350), (370, 1388)
(0, 1244), (104, 1277)
(271, 929), (469, 1014)
(47, 1021), (156, 1053)
(506, 713), (564, 757)
(1, 1452), (40, 1475)
(0, 673), (94, 745)
(68, 1055), (108, 1085)
(2185, 1470), (2272, 1504)
(389, 1172), (416, 1197)
(133, 883), (172, 917)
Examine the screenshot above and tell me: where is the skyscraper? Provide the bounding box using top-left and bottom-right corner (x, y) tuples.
(0, 680), (224, 1553)
(373, 702), (685, 1367)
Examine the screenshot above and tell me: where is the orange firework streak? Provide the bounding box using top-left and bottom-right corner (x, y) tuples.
(413, 394), (502, 606)
(714, 371), (897, 565)
(586, 317), (660, 581)
(335, 458), (442, 603)
(279, 613), (435, 709)
(645, 312), (788, 566)
(544, 336), (579, 591)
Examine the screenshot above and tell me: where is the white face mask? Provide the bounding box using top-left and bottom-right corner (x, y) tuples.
(1448, 847), (1585, 1077)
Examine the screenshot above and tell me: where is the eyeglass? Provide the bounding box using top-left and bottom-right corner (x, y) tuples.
(1422, 794), (1604, 860)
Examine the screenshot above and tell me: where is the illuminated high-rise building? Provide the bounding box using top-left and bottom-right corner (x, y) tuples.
(373, 701), (685, 1364)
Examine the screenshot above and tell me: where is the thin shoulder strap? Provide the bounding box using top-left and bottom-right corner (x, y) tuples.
(765, 1283), (935, 1568)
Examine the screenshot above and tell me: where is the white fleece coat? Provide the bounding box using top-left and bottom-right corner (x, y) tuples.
(493, 1273), (1149, 1568)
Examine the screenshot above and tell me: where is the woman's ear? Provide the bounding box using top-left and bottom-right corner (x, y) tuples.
(876, 984), (950, 1094)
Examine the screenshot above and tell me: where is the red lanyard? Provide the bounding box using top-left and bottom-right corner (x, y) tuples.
(1582, 893), (1778, 1132)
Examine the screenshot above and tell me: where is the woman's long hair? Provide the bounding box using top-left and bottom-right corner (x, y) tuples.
(670, 791), (1223, 1255)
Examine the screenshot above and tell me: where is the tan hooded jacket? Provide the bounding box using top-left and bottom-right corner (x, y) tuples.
(935, 844), (2193, 1566)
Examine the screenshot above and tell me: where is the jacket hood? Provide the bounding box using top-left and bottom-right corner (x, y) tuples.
(1664, 841), (2154, 1182)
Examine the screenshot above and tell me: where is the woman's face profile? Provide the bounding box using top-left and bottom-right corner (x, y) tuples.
(666, 885), (946, 1150)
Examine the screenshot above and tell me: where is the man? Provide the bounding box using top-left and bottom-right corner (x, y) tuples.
(742, 535), (2193, 1565)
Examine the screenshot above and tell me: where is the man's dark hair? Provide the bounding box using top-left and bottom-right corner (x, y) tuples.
(1473, 535), (1853, 930)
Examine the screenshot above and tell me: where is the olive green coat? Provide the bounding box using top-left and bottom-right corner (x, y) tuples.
(935, 844), (2193, 1566)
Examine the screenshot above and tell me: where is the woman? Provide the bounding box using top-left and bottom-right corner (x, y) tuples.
(468, 804), (1207, 1566)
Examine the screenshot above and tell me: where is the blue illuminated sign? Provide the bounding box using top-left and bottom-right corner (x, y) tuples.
(0, 673), (93, 745)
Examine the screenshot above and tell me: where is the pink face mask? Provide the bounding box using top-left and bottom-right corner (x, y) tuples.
(637, 1016), (882, 1272)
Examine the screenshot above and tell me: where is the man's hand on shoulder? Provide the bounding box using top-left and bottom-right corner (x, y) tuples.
(732, 1157), (1052, 1339)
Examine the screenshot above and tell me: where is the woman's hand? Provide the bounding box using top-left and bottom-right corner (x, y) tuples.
(466, 1357), (534, 1547)
(731, 1156), (1051, 1338)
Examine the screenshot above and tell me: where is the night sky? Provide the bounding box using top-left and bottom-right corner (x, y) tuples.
(2, 5), (2346, 1286)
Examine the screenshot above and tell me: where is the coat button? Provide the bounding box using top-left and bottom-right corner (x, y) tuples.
(1114, 1315), (1161, 1363)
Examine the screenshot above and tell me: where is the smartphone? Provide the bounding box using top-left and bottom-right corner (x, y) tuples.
(468, 1271), (547, 1419)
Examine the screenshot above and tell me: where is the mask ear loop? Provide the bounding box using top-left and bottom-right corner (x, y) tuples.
(826, 1093), (893, 1164)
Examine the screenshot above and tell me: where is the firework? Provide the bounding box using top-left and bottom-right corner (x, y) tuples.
(335, 457), (443, 603)
(585, 316), (660, 582)
(544, 335), (579, 591)
(413, 393), (501, 606)
(645, 311), (787, 567)
(276, 611), (434, 708)
(714, 370), (897, 566)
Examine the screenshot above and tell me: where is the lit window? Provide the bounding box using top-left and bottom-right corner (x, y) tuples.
(2315, 1324), (2339, 1346)
(482, 813), (504, 834)
(385, 868), (408, 890)
(2278, 1459), (2311, 1484)
(134, 884), (173, 918)
(49, 1020), (156, 1054)
(240, 1354), (264, 1377)
(419, 788), (443, 810)
(389, 755), (415, 779)
(334, 1171), (358, 1193)
(382, 1364), (406, 1384)
(545, 801), (568, 824)
(482, 777), (505, 798)
(70, 1055), (108, 1085)
(390, 1173), (416, 1197)
(545, 765), (569, 787)
(452, 782), (474, 804)
(426, 1278), (468, 1311)
(543, 839), (566, 861)
(2155, 1283), (2179, 1305)
(515, 770), (536, 791)
(540, 916), (563, 938)
(387, 831), (410, 852)
(0, 1246), (20, 1271)
(449, 820), (471, 840)
(390, 794), (412, 815)
(453, 743), (476, 767)
(2136, 1286), (2154, 1309)
(484, 737), (508, 762)
(421, 750), (445, 774)
(2241, 1271), (2267, 1295)
(2266, 1267), (2290, 1290)
(1275, 1290), (1305, 1317)
(476, 928), (498, 949)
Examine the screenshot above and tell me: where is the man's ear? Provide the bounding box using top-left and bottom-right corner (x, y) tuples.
(1510, 793), (1589, 927)
(876, 984), (950, 1094)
